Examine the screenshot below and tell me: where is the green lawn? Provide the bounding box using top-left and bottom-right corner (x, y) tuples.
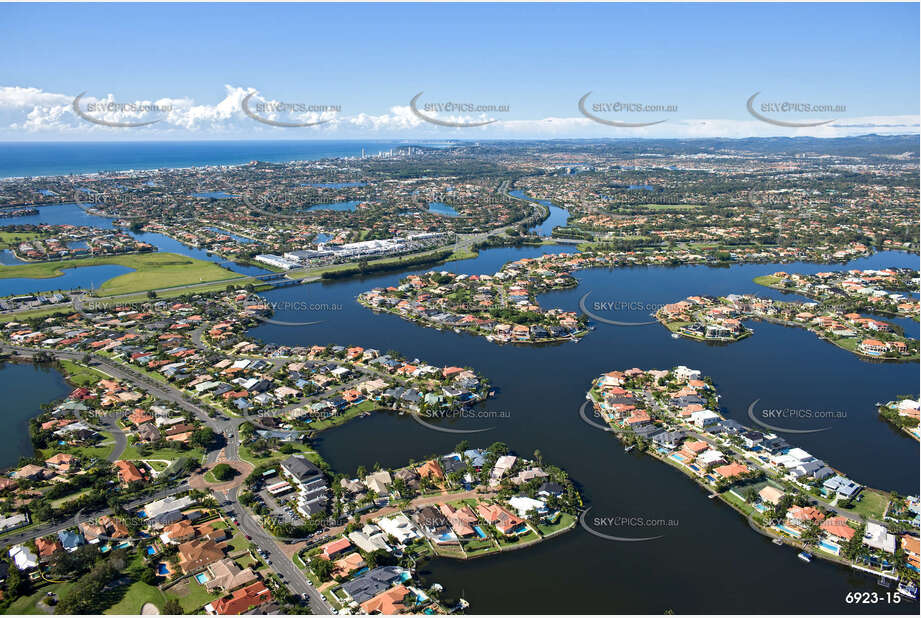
(58, 359), (110, 387)
(103, 580), (167, 615)
(753, 275), (784, 287)
(165, 578), (221, 613)
(37, 431), (116, 461)
(4, 581), (75, 615)
(0, 230), (46, 250)
(838, 489), (890, 520)
(238, 440), (316, 466)
(536, 512), (576, 536)
(306, 400), (380, 431)
(0, 252), (243, 296)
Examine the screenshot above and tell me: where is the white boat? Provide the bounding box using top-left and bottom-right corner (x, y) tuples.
(797, 551), (812, 563)
(671, 333), (680, 339)
(897, 581), (918, 599)
(624, 445), (635, 453)
(772, 538), (783, 545)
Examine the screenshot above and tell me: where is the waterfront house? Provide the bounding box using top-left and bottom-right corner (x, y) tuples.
(823, 475), (861, 499)
(476, 502), (525, 535)
(821, 517), (857, 543)
(207, 581), (272, 615)
(863, 522), (897, 554)
(360, 584), (410, 615)
(758, 486), (785, 506)
(340, 566), (406, 605)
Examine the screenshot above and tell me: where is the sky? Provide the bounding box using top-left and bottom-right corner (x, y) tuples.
(1, 2), (918, 140)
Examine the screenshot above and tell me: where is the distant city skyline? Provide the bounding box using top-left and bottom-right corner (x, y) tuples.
(1, 2), (918, 140)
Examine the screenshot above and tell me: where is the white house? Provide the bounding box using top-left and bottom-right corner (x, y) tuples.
(9, 544), (38, 570)
(690, 410), (720, 428)
(508, 496), (547, 518)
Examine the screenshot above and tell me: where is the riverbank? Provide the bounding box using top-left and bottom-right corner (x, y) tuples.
(585, 366), (919, 587)
(0, 252), (244, 296)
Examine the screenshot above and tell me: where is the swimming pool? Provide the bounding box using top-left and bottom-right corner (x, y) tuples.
(157, 564), (169, 575)
(473, 526), (486, 538)
(775, 524), (801, 538)
(818, 540), (840, 554)
(146, 546), (156, 555)
(194, 572), (210, 584)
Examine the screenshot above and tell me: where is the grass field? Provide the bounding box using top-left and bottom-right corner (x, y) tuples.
(0, 252), (243, 296)
(37, 431), (116, 461)
(58, 359), (109, 386)
(0, 230), (46, 249)
(238, 440), (317, 466)
(838, 488), (890, 521)
(5, 581), (75, 614)
(103, 580), (167, 615)
(305, 400), (379, 431)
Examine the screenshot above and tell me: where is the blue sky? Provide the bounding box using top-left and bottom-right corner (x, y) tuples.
(1, 2), (918, 139)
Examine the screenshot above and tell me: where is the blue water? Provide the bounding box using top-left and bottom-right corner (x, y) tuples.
(206, 227), (255, 244)
(0, 362), (72, 468)
(303, 200), (362, 212)
(0, 140), (412, 179)
(628, 184), (655, 191)
(508, 190), (569, 236)
(0, 250), (24, 266)
(0, 264), (134, 296)
(818, 540), (840, 553)
(146, 546), (156, 555)
(427, 202), (459, 217)
(0, 203), (269, 294)
(157, 564), (169, 575)
(474, 525), (486, 538)
(194, 573), (209, 584)
(191, 192), (239, 199)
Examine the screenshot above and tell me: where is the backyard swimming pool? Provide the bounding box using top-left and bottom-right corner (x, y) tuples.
(157, 564), (169, 575)
(474, 526), (486, 538)
(194, 572), (210, 584)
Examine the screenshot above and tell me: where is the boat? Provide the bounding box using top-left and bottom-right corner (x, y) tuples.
(797, 551), (812, 563)
(624, 445), (635, 453)
(897, 581), (918, 599)
(772, 538), (783, 545)
(671, 333), (680, 339)
(877, 577), (892, 588)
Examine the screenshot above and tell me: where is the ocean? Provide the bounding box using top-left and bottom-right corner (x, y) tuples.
(0, 140), (419, 178)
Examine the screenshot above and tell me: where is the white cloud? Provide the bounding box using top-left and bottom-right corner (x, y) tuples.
(0, 85), (916, 139)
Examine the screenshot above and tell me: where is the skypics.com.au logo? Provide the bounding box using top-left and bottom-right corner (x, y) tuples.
(578, 92), (675, 127)
(409, 92), (509, 128)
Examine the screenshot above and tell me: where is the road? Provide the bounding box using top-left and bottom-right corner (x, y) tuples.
(224, 486), (334, 614)
(3, 343), (333, 614)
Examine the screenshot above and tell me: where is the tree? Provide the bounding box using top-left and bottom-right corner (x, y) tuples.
(309, 557), (333, 580)
(211, 463), (236, 481)
(190, 427), (216, 449)
(162, 598), (185, 615)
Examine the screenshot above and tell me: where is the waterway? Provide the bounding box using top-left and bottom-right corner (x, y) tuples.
(1, 186), (918, 613)
(508, 189), (569, 236)
(243, 242), (918, 614)
(0, 202), (269, 296)
(0, 361), (72, 469)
